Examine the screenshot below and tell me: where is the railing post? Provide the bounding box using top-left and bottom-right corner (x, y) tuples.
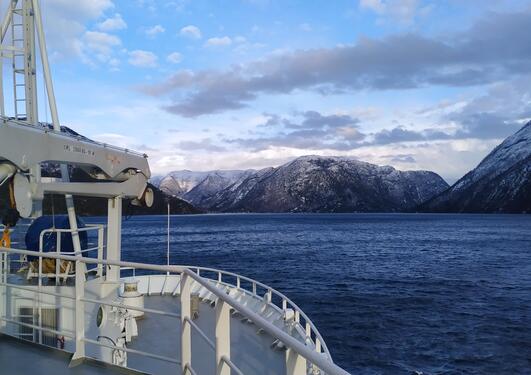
(97, 226), (104, 277)
(70, 257), (85, 366)
(216, 300), (231, 375)
(106, 196), (122, 282)
(181, 273), (192, 374)
(0, 249), (6, 331)
(286, 348), (307, 375)
(55, 230), (61, 285)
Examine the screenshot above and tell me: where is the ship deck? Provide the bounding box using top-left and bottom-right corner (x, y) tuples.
(0, 334), (144, 375)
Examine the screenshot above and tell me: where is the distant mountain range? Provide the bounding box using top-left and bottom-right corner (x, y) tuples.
(24, 121), (529, 215)
(154, 156), (449, 213)
(419, 121), (531, 213)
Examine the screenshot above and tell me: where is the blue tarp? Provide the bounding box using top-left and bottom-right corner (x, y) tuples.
(25, 215), (88, 261)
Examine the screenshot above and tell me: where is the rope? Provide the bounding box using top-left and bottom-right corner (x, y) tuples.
(8, 178), (16, 209)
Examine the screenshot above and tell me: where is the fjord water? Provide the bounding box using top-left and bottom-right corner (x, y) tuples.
(97, 213), (531, 374)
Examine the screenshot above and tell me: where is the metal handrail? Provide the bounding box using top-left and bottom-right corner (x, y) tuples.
(200, 266), (330, 357)
(221, 355), (245, 375)
(123, 264), (331, 358)
(183, 316), (215, 350)
(0, 247), (351, 375)
(184, 363), (198, 375)
(37, 225), (105, 279)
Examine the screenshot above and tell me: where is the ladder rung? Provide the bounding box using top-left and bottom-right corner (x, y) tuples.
(12, 38), (24, 42)
(15, 83), (25, 87)
(15, 98), (26, 101)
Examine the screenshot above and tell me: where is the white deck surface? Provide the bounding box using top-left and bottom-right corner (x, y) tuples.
(0, 334), (145, 375)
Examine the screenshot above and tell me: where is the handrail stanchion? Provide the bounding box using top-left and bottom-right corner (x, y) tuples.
(71, 254), (86, 365)
(56, 231), (61, 285)
(181, 273), (192, 374)
(216, 300), (231, 375)
(97, 226), (104, 277)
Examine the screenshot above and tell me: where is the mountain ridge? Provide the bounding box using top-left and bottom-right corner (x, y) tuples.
(418, 121), (531, 213)
(154, 156), (449, 213)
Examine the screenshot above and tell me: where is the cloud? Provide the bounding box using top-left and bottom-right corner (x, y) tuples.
(47, 0), (114, 19)
(39, 0), (115, 59)
(205, 36), (232, 47)
(145, 24), (165, 37)
(445, 77), (531, 139)
(128, 50), (158, 68)
(82, 31), (121, 63)
(389, 154), (416, 163)
(359, 0), (429, 24)
(165, 0), (190, 12)
(225, 111), (364, 151)
(142, 10), (531, 117)
(167, 52), (183, 64)
(370, 126), (451, 145)
(180, 25), (202, 39)
(176, 139), (227, 152)
(97, 13), (126, 31)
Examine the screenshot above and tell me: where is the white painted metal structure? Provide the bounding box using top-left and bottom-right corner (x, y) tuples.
(0, 1), (351, 374)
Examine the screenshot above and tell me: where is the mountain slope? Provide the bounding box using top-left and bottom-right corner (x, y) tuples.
(419, 121), (531, 213)
(157, 170), (253, 197)
(183, 170), (255, 207)
(204, 156), (448, 213)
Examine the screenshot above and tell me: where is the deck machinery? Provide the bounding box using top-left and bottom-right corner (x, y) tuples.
(0, 1), (350, 375)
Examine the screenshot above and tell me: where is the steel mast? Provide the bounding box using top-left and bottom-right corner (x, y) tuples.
(0, 0), (80, 252)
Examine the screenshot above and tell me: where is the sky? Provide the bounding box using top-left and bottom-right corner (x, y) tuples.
(4, 0), (531, 183)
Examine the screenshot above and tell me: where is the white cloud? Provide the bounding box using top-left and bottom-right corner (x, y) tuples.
(92, 133), (136, 149)
(180, 25), (202, 39)
(39, 0), (115, 59)
(360, 0), (386, 13)
(179, 25), (202, 39)
(167, 52), (183, 64)
(82, 31), (121, 62)
(165, 0), (189, 12)
(205, 36), (232, 47)
(359, 0), (425, 23)
(97, 13), (127, 31)
(145, 24), (165, 37)
(128, 50), (158, 68)
(47, 0), (114, 19)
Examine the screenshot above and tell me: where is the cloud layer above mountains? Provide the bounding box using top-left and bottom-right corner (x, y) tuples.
(142, 10), (531, 118)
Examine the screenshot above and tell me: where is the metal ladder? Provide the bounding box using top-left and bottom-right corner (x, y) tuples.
(11, 3), (26, 121)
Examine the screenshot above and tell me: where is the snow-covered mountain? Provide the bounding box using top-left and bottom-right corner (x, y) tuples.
(420, 121), (531, 213)
(154, 170), (255, 198)
(176, 156), (448, 212)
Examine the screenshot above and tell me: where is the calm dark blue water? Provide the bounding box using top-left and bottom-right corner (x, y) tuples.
(88, 213), (531, 374)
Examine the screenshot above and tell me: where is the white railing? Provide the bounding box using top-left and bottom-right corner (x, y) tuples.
(0, 247), (351, 375)
(35, 224), (105, 283)
(121, 265), (332, 359)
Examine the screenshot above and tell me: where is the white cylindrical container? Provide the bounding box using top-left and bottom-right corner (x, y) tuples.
(120, 279), (144, 318)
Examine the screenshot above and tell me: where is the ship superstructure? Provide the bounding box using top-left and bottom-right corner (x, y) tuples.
(0, 1), (350, 374)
